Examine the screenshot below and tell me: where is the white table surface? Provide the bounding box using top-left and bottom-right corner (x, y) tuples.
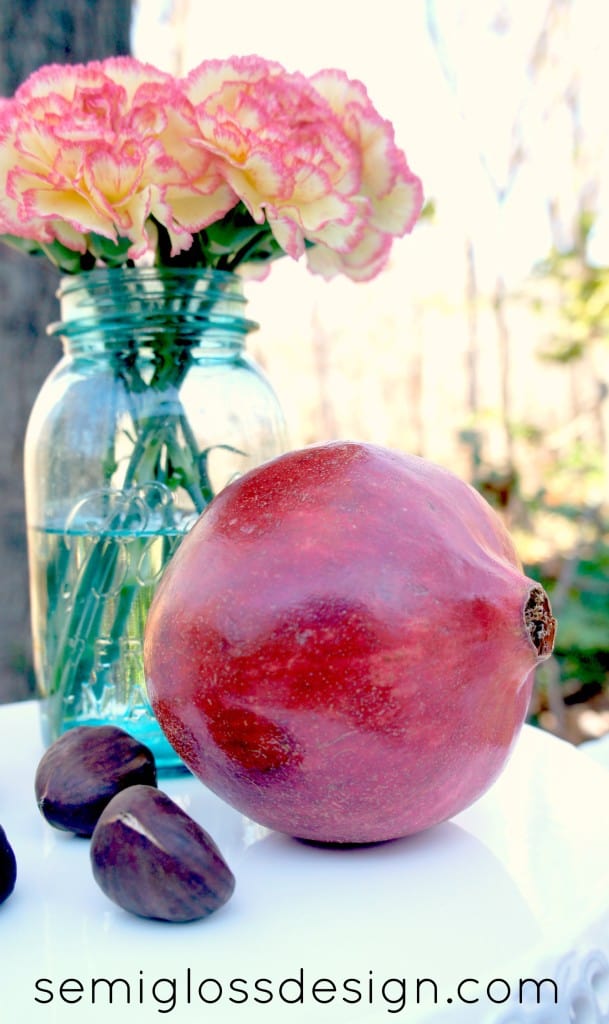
(1, 700), (609, 1024)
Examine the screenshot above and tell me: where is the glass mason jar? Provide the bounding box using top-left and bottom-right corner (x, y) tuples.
(24, 267), (287, 772)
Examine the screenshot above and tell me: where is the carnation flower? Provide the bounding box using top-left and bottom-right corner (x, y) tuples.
(183, 57), (362, 259)
(305, 69), (424, 281)
(0, 57), (235, 262)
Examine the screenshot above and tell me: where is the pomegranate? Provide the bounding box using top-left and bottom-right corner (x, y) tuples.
(144, 441), (555, 843)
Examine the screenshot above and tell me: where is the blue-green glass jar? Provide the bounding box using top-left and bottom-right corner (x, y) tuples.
(24, 267), (287, 772)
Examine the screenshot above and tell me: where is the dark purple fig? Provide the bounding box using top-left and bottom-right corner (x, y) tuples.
(34, 726), (157, 837)
(0, 825), (16, 905)
(90, 785), (235, 922)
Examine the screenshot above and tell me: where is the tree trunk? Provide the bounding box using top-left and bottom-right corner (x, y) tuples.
(0, 0), (133, 703)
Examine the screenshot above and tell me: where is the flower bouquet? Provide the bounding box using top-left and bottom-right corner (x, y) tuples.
(0, 54), (422, 277)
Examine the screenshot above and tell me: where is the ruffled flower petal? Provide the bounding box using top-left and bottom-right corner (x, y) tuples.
(159, 182), (237, 235)
(306, 228), (393, 282)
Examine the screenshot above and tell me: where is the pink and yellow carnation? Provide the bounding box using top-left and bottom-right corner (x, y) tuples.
(182, 56), (423, 281)
(305, 70), (424, 281)
(183, 57), (364, 260)
(0, 57), (237, 258)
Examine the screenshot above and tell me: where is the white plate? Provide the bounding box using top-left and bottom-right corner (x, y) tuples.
(2, 701), (609, 1024)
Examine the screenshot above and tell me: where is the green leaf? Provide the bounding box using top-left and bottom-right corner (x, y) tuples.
(198, 444), (248, 501)
(88, 233), (132, 267)
(0, 233), (45, 257)
(39, 240), (92, 274)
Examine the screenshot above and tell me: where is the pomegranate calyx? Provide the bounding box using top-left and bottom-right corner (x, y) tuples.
(524, 585), (556, 660)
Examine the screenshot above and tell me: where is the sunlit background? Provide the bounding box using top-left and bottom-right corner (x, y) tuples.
(131, 0), (609, 492)
(0, 0), (606, 746)
(129, 0), (609, 742)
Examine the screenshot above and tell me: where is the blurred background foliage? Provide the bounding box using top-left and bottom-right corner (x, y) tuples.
(1, 0), (608, 746)
(463, 201), (609, 741)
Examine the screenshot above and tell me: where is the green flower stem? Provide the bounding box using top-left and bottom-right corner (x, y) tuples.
(121, 411), (207, 513)
(47, 382), (210, 728)
(45, 271), (246, 733)
(102, 582), (138, 664)
(48, 532), (123, 736)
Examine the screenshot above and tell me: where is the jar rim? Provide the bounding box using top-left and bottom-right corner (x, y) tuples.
(48, 265), (258, 341)
(55, 265), (244, 297)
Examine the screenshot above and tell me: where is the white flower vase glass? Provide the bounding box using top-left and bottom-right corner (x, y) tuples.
(24, 267), (287, 773)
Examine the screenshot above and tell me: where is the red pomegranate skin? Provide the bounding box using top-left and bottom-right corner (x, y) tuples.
(144, 441), (555, 844)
